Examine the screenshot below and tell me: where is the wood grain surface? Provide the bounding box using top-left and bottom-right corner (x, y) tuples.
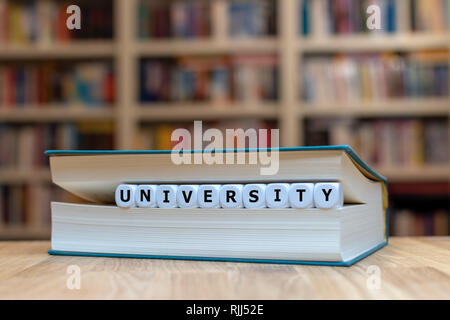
(0, 237), (449, 299)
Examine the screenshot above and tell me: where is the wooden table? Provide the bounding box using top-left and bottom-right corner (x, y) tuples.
(0, 237), (449, 299)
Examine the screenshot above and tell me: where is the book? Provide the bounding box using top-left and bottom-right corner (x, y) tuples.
(301, 51), (449, 103)
(0, 182), (83, 229)
(139, 55), (278, 103)
(46, 146), (388, 266)
(391, 209), (449, 236)
(231, 55), (278, 102)
(137, 0), (211, 39)
(300, 0), (397, 36)
(228, 0), (277, 38)
(411, 0), (450, 32)
(0, 61), (115, 107)
(305, 118), (448, 167)
(0, 122), (114, 169)
(0, 0), (113, 44)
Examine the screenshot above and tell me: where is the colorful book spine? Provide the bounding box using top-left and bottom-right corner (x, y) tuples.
(228, 0), (277, 37)
(391, 209), (449, 236)
(140, 55), (278, 103)
(302, 51), (449, 103)
(411, 0), (450, 32)
(301, 0), (397, 36)
(0, 0), (113, 44)
(137, 0), (211, 39)
(305, 118), (448, 167)
(0, 122), (114, 168)
(0, 61), (115, 106)
(0, 183), (82, 228)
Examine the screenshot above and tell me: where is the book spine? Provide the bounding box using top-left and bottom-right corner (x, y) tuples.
(301, 51), (449, 103)
(0, 61), (115, 107)
(137, 0), (211, 39)
(140, 55), (278, 103)
(0, 1), (113, 44)
(305, 118), (449, 168)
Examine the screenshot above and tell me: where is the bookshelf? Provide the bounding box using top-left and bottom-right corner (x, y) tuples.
(0, 0), (449, 239)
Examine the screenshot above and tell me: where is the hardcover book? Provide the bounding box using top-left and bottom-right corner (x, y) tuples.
(46, 146), (388, 266)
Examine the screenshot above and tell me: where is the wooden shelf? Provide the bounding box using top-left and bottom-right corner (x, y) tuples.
(0, 169), (51, 184)
(0, 41), (115, 59)
(135, 38), (279, 55)
(300, 99), (450, 117)
(0, 106), (115, 122)
(299, 33), (450, 52)
(375, 165), (450, 182)
(0, 226), (50, 240)
(137, 103), (279, 121)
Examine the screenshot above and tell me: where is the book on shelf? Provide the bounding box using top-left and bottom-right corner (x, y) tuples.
(0, 61), (114, 107)
(391, 209), (449, 236)
(0, 0), (113, 44)
(305, 118), (449, 168)
(46, 146), (388, 266)
(410, 0), (450, 32)
(176, 56), (230, 102)
(139, 55), (278, 103)
(300, 0), (396, 36)
(0, 183), (82, 230)
(228, 0), (277, 37)
(301, 51), (449, 104)
(1, 184), (24, 226)
(389, 180), (449, 236)
(137, 0), (210, 39)
(0, 122), (114, 169)
(231, 55), (278, 103)
(424, 120), (449, 164)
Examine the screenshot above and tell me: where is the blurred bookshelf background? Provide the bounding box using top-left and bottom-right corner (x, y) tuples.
(0, 0), (448, 239)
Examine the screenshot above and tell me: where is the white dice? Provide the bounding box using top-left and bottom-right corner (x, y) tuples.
(135, 185), (157, 208)
(115, 182), (344, 209)
(242, 184), (266, 209)
(288, 183), (314, 209)
(177, 185), (199, 208)
(313, 183), (344, 209)
(115, 184), (137, 208)
(198, 185), (221, 208)
(266, 183), (290, 208)
(219, 184), (243, 209)
(156, 185), (178, 208)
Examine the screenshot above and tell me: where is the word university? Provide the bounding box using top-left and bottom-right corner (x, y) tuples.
(115, 182), (344, 209)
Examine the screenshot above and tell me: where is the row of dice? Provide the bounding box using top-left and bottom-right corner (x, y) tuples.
(115, 183), (343, 209)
